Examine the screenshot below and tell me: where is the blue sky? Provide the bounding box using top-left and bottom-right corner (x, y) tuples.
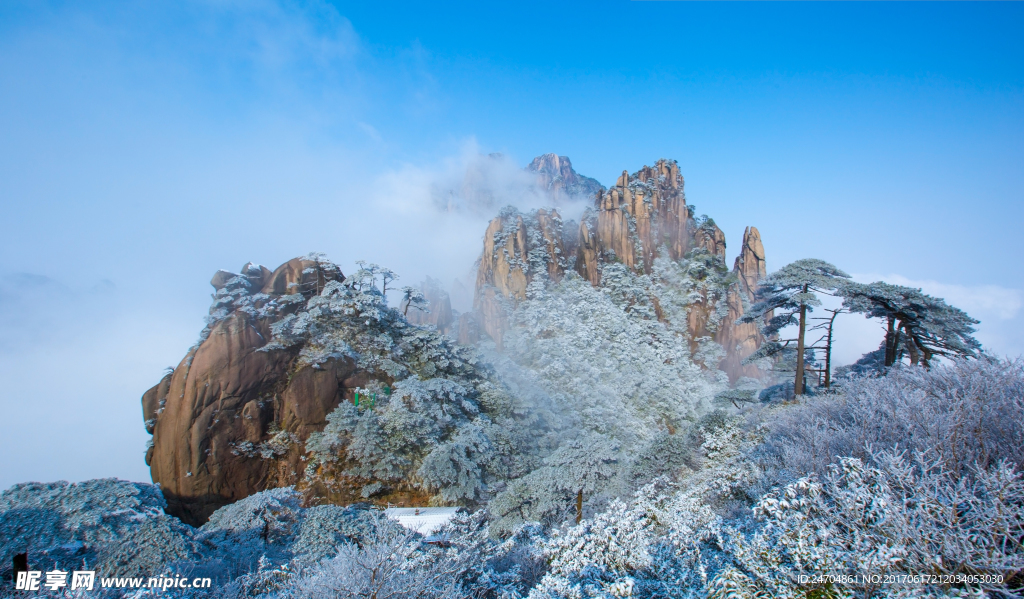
(1, 0), (1022, 488)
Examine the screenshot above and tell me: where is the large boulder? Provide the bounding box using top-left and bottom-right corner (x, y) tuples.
(144, 257), (368, 525)
(144, 256), (515, 526)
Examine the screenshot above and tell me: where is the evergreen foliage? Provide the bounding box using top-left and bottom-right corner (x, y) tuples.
(840, 281), (981, 366)
(486, 268), (721, 533)
(11, 249), (1021, 598)
(0, 479), (197, 579)
(741, 258), (851, 361)
(741, 259), (850, 395)
(5, 362), (1023, 598)
(261, 258), (552, 508)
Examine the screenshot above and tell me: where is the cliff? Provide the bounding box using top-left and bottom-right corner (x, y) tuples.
(142, 257), (377, 524)
(472, 157), (765, 380)
(715, 227), (768, 379)
(403, 276), (454, 335)
(526, 154), (605, 201)
(143, 257), (542, 526)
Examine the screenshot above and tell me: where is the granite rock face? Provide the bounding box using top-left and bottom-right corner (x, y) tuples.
(474, 207), (569, 348)
(715, 227), (768, 380)
(527, 153), (604, 200)
(144, 258), (378, 525)
(404, 277), (454, 335)
(471, 157), (766, 381)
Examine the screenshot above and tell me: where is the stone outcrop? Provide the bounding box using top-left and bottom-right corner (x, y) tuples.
(527, 154), (604, 200)
(715, 227), (768, 381)
(471, 156), (767, 381)
(143, 258), (387, 525)
(474, 207), (570, 348)
(404, 277), (454, 334)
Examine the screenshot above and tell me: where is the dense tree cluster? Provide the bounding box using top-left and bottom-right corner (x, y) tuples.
(258, 254), (720, 528)
(264, 260), (552, 507)
(13, 360), (1018, 597)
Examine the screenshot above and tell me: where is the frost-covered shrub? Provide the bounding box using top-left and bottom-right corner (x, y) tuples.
(0, 478), (196, 577)
(763, 359), (1024, 481)
(280, 509), (546, 599)
(211, 556), (294, 599)
(710, 450), (1024, 598)
(290, 505), (378, 564)
(201, 488), (303, 540)
(196, 488), (304, 579)
(96, 515), (198, 578)
(282, 510), (470, 599)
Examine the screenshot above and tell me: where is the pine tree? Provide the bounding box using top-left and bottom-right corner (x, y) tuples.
(740, 259), (850, 395)
(839, 281), (980, 367)
(401, 286), (428, 316)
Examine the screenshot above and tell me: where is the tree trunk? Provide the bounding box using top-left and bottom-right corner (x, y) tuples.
(884, 315), (896, 366)
(794, 284), (808, 396)
(901, 322), (920, 365)
(576, 489), (583, 524)
(824, 312), (836, 389)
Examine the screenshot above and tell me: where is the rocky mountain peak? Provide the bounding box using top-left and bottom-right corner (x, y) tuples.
(526, 153), (604, 199)
(472, 157), (767, 380)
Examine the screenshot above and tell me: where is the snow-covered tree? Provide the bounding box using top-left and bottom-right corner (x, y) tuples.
(401, 286), (428, 317)
(650, 250), (735, 365)
(741, 259), (850, 395)
(840, 281), (980, 367)
(503, 272), (717, 444)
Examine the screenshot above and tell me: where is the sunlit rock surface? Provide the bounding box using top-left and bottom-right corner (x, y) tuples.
(472, 156), (766, 381)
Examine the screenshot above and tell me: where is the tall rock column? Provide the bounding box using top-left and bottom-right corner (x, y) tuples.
(595, 173), (637, 270)
(716, 227), (768, 382)
(404, 277), (454, 334)
(635, 159), (689, 261)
